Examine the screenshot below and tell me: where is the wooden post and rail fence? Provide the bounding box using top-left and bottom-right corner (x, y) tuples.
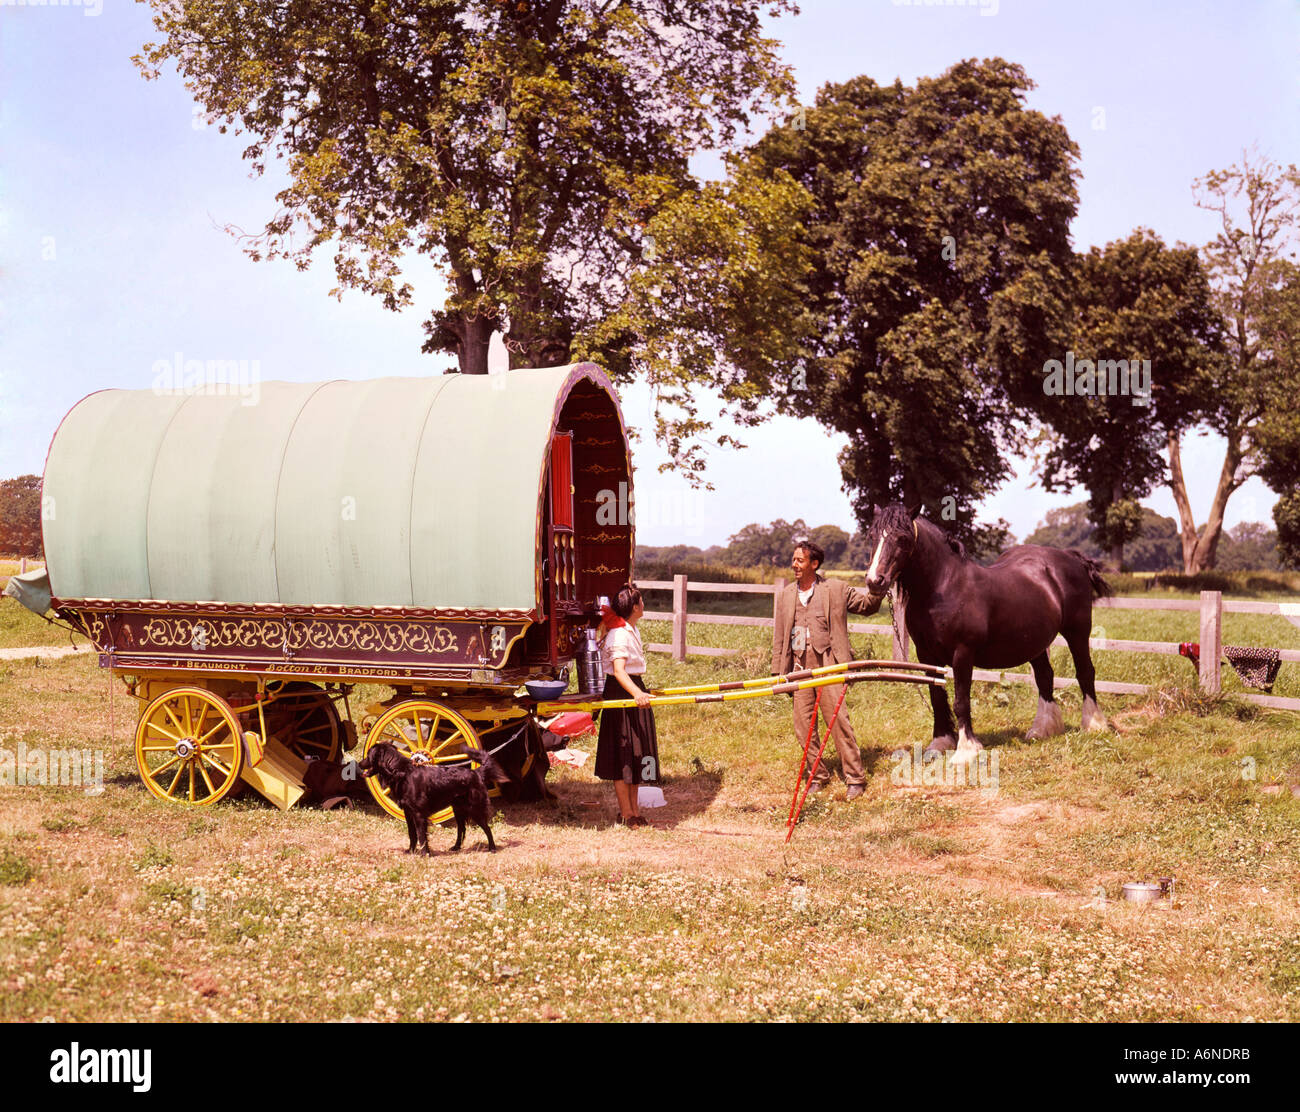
(641, 575), (1300, 713)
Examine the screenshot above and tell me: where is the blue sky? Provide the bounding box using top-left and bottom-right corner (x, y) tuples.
(1, 0), (1296, 547)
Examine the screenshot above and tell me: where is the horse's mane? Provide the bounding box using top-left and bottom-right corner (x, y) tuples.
(874, 503), (915, 539)
(880, 505), (967, 561)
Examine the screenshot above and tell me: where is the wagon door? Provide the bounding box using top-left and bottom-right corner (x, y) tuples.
(545, 431), (577, 661)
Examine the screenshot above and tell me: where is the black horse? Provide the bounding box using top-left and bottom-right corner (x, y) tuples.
(860, 504), (1111, 761)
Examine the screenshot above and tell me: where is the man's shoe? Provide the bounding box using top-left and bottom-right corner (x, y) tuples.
(846, 784), (865, 801)
(806, 779), (831, 796)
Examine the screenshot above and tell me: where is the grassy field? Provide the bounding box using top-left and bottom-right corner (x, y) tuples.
(1, 600), (1299, 1021)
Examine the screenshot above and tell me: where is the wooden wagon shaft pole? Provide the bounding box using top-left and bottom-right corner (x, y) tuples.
(533, 670), (946, 714)
(652, 657), (947, 697)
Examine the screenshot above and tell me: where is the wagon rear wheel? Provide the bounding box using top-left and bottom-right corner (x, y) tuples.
(135, 686), (245, 805)
(264, 682), (343, 762)
(362, 700), (481, 824)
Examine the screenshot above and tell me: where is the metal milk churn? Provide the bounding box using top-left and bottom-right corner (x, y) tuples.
(578, 628), (605, 695)
(578, 595), (609, 695)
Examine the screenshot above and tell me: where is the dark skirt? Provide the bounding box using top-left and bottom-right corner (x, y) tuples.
(594, 674), (661, 784)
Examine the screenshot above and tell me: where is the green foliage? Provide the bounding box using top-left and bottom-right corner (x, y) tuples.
(1274, 492), (1300, 570)
(1097, 499), (1145, 557)
(1254, 262), (1300, 567)
(1023, 503), (1101, 556)
(1123, 510), (1184, 572)
(634, 544), (725, 569)
(742, 59), (1080, 547)
(807, 525), (850, 567)
(132, 842), (174, 872)
(1170, 151), (1300, 571)
(1036, 230), (1223, 566)
(0, 849), (35, 886)
(1217, 522), (1283, 572)
(135, 0), (799, 452)
(679, 519), (856, 569)
(146, 878), (193, 904)
(0, 475), (43, 558)
(583, 154), (816, 475)
(1024, 501), (1188, 572)
(1043, 507), (1285, 574)
(724, 518), (811, 568)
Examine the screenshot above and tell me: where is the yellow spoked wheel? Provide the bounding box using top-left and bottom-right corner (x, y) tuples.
(135, 686), (245, 805)
(264, 682), (343, 762)
(362, 700), (481, 823)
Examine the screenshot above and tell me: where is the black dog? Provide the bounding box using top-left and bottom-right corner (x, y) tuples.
(359, 742), (510, 854)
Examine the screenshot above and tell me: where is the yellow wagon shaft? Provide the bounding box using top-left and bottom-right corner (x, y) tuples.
(534, 661), (948, 713)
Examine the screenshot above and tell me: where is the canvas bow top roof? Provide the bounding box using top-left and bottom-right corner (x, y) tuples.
(41, 363), (625, 614)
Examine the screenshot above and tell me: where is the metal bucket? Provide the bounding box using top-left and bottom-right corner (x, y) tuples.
(1122, 877), (1175, 903)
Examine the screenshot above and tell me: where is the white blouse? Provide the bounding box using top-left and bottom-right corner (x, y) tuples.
(601, 624), (646, 675)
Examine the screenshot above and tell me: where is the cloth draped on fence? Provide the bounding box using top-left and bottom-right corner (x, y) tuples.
(1178, 642), (1283, 692)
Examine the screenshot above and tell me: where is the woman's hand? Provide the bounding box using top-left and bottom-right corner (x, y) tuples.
(613, 659), (651, 707)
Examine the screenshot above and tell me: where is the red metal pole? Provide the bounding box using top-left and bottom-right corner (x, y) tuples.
(785, 683), (849, 843)
(786, 690), (821, 828)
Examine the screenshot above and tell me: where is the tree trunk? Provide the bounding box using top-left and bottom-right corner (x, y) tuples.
(458, 314), (495, 375)
(1166, 427), (1244, 573)
(428, 311), (495, 374)
(1167, 430), (1201, 571)
(1110, 476), (1124, 570)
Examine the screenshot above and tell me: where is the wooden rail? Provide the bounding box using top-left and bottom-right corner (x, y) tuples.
(639, 575), (1300, 711)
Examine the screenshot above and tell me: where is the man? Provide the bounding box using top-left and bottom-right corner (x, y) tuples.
(772, 540), (882, 800)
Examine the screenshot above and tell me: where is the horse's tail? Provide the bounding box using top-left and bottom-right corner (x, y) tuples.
(1071, 550), (1111, 599)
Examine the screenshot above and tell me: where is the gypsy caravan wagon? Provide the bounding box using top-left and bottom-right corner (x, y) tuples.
(9, 364), (633, 818)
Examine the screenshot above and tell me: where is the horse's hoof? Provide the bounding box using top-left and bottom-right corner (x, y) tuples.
(1026, 698), (1065, 740)
(924, 734), (957, 756)
(950, 733), (984, 765)
(1081, 697), (1109, 732)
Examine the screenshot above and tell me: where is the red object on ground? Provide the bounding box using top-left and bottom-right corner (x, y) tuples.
(546, 711), (595, 738)
(786, 685), (848, 843)
(787, 690), (821, 829)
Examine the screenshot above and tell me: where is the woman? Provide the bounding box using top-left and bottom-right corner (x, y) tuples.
(595, 583), (661, 828)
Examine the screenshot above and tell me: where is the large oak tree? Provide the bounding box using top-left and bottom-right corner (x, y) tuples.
(0, 475), (43, 559)
(1174, 150), (1300, 571)
(136, 0), (799, 390)
(1036, 230), (1223, 568)
(742, 59), (1079, 552)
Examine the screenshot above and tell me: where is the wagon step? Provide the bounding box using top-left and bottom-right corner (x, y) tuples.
(240, 734), (308, 812)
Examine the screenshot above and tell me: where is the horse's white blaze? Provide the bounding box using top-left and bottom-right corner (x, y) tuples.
(866, 536), (886, 581)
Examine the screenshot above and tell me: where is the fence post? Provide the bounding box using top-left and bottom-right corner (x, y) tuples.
(672, 574), (687, 663)
(1199, 590), (1221, 693)
(891, 584), (909, 662)
(19, 557), (27, 574)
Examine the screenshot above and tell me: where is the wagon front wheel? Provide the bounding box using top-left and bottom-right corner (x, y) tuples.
(135, 686), (245, 805)
(362, 700), (481, 823)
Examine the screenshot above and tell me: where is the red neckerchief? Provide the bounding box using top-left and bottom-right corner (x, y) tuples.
(600, 604), (626, 629)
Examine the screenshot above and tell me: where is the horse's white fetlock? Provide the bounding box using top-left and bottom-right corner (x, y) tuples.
(1081, 696), (1109, 732)
(1026, 697), (1065, 740)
